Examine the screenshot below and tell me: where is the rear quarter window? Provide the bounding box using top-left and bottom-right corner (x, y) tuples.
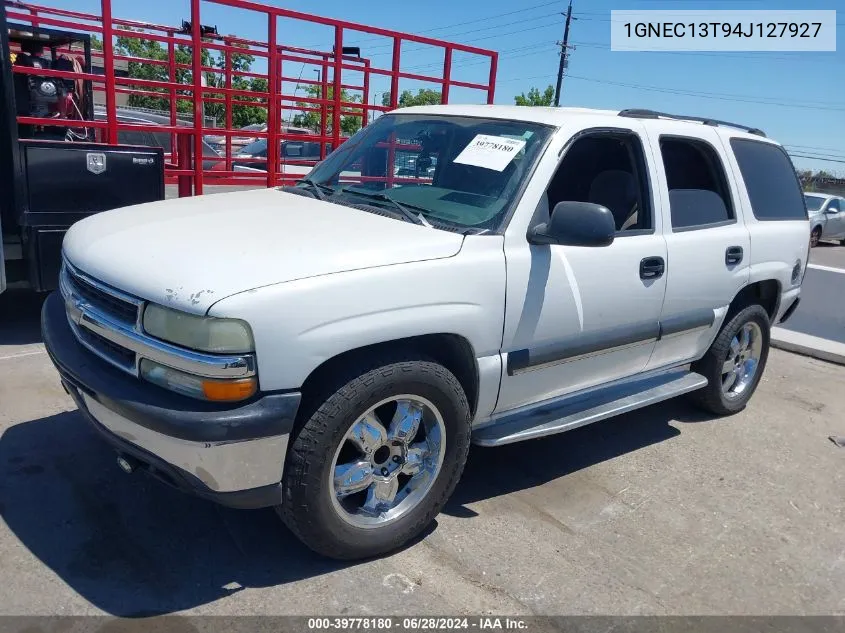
(730, 138), (807, 221)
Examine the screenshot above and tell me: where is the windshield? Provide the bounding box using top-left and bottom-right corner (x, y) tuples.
(238, 138), (267, 156)
(302, 113), (554, 231)
(804, 194), (827, 212)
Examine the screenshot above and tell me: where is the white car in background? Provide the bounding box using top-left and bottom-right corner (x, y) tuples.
(804, 192), (845, 247)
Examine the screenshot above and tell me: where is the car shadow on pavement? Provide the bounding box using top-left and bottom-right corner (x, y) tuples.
(0, 410), (361, 616)
(444, 398), (713, 518)
(0, 399), (714, 615)
(0, 290), (47, 346)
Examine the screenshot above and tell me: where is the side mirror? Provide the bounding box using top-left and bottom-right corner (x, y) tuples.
(825, 207), (839, 214)
(528, 201), (616, 247)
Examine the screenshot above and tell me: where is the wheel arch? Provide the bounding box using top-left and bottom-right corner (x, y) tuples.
(297, 333), (480, 422)
(727, 279), (781, 324)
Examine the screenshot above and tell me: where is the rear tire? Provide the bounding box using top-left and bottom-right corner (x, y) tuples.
(688, 304), (770, 416)
(280, 354), (471, 560)
(810, 227), (821, 248)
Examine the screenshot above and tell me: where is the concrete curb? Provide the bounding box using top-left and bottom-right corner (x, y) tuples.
(771, 327), (845, 366)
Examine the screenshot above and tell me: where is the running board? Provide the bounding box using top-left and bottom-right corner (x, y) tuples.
(472, 370), (708, 447)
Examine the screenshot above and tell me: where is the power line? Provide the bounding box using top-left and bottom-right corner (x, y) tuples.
(789, 154), (845, 164)
(787, 150), (845, 161)
(363, 16), (563, 56)
(563, 74), (845, 111)
(319, 1), (563, 49)
(404, 42), (554, 72)
(785, 143), (845, 153)
(567, 40), (840, 64)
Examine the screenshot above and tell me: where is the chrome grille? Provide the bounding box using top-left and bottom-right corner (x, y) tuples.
(63, 262), (140, 326)
(75, 324), (137, 372)
(60, 259), (144, 375)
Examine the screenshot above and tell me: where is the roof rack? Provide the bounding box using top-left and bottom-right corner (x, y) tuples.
(618, 108), (766, 137)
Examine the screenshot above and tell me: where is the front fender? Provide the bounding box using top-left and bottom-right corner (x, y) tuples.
(206, 236), (506, 391)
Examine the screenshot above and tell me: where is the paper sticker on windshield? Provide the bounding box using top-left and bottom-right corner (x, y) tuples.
(453, 134), (527, 172)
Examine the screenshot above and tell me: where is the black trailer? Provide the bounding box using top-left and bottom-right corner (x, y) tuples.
(0, 5), (165, 295)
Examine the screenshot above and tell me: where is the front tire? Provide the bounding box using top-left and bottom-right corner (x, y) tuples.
(688, 304), (770, 416)
(280, 354), (471, 560)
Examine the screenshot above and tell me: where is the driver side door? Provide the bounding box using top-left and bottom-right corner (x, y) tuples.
(497, 125), (668, 412)
(824, 198), (845, 238)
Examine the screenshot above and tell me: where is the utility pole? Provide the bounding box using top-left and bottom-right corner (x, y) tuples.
(554, 0), (574, 107)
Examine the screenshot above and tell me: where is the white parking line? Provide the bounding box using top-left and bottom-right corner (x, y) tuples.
(0, 349), (46, 361)
(807, 263), (845, 275)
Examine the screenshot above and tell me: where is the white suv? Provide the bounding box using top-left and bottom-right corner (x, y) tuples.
(42, 105), (810, 560)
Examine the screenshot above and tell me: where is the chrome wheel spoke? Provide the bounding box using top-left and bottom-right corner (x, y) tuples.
(722, 320), (764, 398)
(401, 443), (428, 476)
(723, 368), (740, 391)
(330, 394), (447, 529)
(729, 337), (741, 358)
(334, 460), (373, 497)
(363, 478), (398, 515)
(388, 399), (423, 446)
(739, 325), (751, 351)
(348, 414), (387, 455)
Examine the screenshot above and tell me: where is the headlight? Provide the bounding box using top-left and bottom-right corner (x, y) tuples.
(142, 303), (254, 353)
(140, 359), (257, 402)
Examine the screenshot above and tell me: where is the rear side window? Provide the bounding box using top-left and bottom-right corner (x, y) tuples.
(659, 136), (734, 230)
(730, 138), (807, 221)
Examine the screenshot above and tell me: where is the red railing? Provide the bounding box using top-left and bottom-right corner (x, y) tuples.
(5, 0), (498, 195)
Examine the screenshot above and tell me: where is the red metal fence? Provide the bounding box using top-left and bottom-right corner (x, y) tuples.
(4, 0), (498, 195)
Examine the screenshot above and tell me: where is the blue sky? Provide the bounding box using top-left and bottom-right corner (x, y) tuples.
(39, 0), (844, 173)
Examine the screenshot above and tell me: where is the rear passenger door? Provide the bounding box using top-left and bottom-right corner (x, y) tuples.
(644, 127), (750, 371)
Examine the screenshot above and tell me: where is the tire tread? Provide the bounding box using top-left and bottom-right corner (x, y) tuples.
(688, 304), (770, 416)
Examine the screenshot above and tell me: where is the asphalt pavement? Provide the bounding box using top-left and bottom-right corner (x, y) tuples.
(781, 243), (845, 344)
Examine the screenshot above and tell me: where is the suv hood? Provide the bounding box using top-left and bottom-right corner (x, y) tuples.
(63, 188), (464, 313)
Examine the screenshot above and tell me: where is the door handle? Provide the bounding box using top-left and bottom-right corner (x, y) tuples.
(640, 256), (665, 280)
(725, 246), (744, 266)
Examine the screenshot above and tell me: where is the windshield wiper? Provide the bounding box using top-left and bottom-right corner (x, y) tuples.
(296, 177), (335, 201)
(340, 188), (432, 227)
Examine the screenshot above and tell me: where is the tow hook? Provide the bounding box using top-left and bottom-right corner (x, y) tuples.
(116, 454), (140, 474)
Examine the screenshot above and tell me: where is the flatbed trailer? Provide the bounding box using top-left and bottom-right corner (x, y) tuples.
(1, 0), (498, 294)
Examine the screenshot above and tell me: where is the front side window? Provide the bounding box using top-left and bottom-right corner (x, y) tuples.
(660, 136), (734, 230)
(546, 131), (653, 233)
(804, 194), (827, 212)
(303, 114), (554, 232)
(829, 199), (841, 213)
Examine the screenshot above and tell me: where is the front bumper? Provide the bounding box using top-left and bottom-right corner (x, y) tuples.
(41, 291), (300, 508)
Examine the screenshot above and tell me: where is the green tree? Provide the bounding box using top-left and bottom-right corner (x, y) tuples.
(381, 88), (442, 109)
(514, 85), (555, 107)
(291, 84), (363, 135)
(94, 31), (267, 127)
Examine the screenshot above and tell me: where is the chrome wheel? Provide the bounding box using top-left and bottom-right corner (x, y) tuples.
(721, 321), (763, 399)
(330, 395), (446, 529)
